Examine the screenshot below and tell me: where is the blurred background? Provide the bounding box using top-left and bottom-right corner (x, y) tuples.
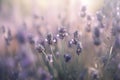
(0, 0), (104, 27)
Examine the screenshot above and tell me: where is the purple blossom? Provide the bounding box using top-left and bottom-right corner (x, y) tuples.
(64, 53), (72, 62)
(57, 27), (68, 39)
(76, 42), (82, 55)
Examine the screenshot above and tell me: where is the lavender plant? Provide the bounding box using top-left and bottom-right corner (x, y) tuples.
(0, 0), (120, 80)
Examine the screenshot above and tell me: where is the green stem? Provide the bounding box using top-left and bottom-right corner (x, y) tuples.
(50, 45), (57, 61)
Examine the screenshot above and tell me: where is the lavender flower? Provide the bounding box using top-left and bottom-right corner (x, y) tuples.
(81, 6), (87, 12)
(80, 6), (87, 18)
(87, 15), (92, 21)
(68, 40), (73, 48)
(98, 22), (105, 28)
(72, 38), (78, 45)
(74, 30), (79, 39)
(27, 34), (35, 44)
(80, 11), (86, 18)
(45, 34), (57, 45)
(76, 42), (82, 55)
(16, 30), (26, 44)
(53, 36), (57, 44)
(114, 35), (120, 48)
(96, 11), (103, 21)
(35, 43), (45, 53)
(64, 53), (72, 62)
(45, 33), (52, 45)
(57, 27), (68, 39)
(93, 37), (101, 46)
(93, 27), (100, 38)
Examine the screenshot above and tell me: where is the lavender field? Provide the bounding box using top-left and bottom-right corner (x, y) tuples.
(0, 0), (120, 80)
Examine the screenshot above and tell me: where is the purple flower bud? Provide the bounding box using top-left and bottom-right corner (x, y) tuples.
(76, 42), (82, 55)
(81, 6), (87, 12)
(93, 37), (101, 46)
(74, 31), (79, 39)
(64, 53), (72, 62)
(68, 40), (73, 48)
(46, 34), (52, 45)
(111, 26), (117, 36)
(57, 27), (68, 39)
(93, 27), (100, 38)
(87, 15), (92, 21)
(116, 26), (120, 33)
(16, 30), (26, 44)
(115, 35), (120, 48)
(96, 11), (103, 21)
(35, 43), (45, 53)
(80, 11), (86, 18)
(72, 38), (78, 45)
(27, 34), (35, 44)
(98, 22), (105, 28)
(53, 36), (57, 44)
